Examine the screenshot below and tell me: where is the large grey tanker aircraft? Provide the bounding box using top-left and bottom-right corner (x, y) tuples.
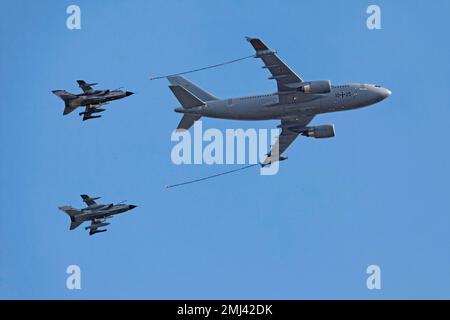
(52, 80), (134, 121)
(167, 37), (391, 165)
(59, 195), (137, 235)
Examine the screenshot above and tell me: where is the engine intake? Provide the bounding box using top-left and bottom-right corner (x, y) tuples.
(301, 125), (335, 139)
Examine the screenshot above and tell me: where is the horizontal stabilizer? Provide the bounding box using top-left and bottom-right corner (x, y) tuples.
(177, 114), (202, 131)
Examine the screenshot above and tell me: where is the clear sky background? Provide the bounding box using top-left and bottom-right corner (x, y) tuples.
(1, 0), (450, 299)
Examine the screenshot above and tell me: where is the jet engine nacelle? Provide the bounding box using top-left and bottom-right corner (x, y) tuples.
(296, 80), (332, 94)
(301, 124), (335, 139)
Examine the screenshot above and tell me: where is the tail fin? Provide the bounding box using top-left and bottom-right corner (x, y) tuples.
(59, 206), (83, 230)
(169, 85), (205, 109)
(52, 90), (77, 115)
(167, 76), (218, 101)
(169, 85), (204, 131)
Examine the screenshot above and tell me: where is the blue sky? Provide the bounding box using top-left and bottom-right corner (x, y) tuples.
(1, 0), (450, 299)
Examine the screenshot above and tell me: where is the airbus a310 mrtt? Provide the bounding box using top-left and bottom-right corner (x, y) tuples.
(167, 37), (391, 165)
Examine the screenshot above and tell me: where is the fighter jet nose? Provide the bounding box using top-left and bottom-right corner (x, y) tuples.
(129, 205), (137, 210)
(125, 91), (134, 97)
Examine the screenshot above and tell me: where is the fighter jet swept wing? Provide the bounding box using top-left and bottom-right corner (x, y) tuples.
(80, 194), (100, 206)
(77, 80), (98, 93)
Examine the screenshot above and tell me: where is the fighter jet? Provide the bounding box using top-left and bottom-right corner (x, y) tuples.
(52, 80), (134, 121)
(59, 195), (137, 235)
(167, 37), (391, 165)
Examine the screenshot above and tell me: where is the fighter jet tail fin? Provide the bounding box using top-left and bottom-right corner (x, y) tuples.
(167, 76), (219, 101)
(169, 85), (205, 109)
(52, 90), (77, 115)
(69, 220), (83, 230)
(59, 206), (83, 230)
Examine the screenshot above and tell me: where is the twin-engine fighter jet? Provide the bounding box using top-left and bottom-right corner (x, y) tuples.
(168, 37), (391, 166)
(52, 80), (134, 121)
(59, 195), (137, 235)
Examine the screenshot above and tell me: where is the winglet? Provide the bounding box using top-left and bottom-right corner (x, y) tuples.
(245, 37), (274, 56)
(246, 37), (269, 50)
